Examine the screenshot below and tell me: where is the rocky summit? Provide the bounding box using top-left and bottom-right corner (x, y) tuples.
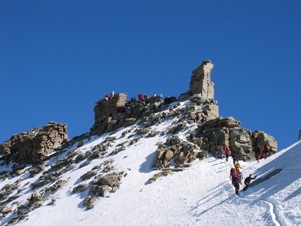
(0, 60), (277, 225)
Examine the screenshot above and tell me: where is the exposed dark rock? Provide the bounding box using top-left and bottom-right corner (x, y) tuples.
(83, 196), (96, 209)
(74, 152), (86, 163)
(28, 164), (45, 177)
(27, 190), (44, 205)
(0, 171), (9, 181)
(88, 184), (111, 197)
(92, 172), (122, 189)
(79, 160), (91, 169)
(197, 117), (277, 161)
(81, 170), (97, 180)
(0, 122), (68, 165)
(73, 183), (89, 193)
(47, 179), (67, 193)
(90, 93), (163, 136)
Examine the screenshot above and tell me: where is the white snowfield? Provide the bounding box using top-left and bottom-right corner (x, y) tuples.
(1, 105), (301, 226)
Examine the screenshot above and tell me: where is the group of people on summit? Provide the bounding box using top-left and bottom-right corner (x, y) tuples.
(105, 91), (149, 114)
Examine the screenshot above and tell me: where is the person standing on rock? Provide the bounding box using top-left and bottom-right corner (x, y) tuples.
(138, 93), (145, 102)
(106, 91), (114, 100)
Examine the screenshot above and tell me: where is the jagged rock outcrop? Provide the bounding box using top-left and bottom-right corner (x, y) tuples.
(90, 93), (128, 134)
(153, 135), (208, 168)
(72, 183), (88, 193)
(153, 60), (277, 167)
(178, 60), (219, 120)
(188, 98), (219, 121)
(0, 122), (68, 165)
(197, 116), (277, 161)
(251, 130), (277, 152)
(190, 60), (215, 98)
(90, 93), (164, 135)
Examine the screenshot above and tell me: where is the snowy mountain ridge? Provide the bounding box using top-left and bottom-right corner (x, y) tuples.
(0, 60), (299, 226)
(0, 98), (300, 226)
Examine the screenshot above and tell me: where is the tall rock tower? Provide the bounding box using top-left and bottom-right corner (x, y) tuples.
(189, 60), (214, 99)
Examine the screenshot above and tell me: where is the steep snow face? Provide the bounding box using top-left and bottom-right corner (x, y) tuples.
(1, 101), (301, 226)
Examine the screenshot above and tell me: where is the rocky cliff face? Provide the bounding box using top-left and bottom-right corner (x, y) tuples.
(0, 122), (68, 165)
(197, 117), (277, 161)
(190, 60), (215, 99)
(90, 93), (164, 135)
(90, 93), (128, 135)
(187, 60), (276, 160)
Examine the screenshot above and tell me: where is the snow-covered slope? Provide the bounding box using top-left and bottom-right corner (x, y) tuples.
(1, 102), (301, 226)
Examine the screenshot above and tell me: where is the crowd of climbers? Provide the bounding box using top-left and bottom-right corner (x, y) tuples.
(256, 144), (271, 162)
(212, 142), (271, 194)
(104, 92), (181, 119)
(228, 144), (270, 194)
(191, 112), (206, 123)
(214, 145), (232, 161)
(105, 91), (148, 114)
(105, 91), (115, 100)
(104, 91), (270, 195)
(105, 91), (209, 124)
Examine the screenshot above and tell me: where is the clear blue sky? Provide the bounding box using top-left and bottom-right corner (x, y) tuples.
(1, 0), (300, 150)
